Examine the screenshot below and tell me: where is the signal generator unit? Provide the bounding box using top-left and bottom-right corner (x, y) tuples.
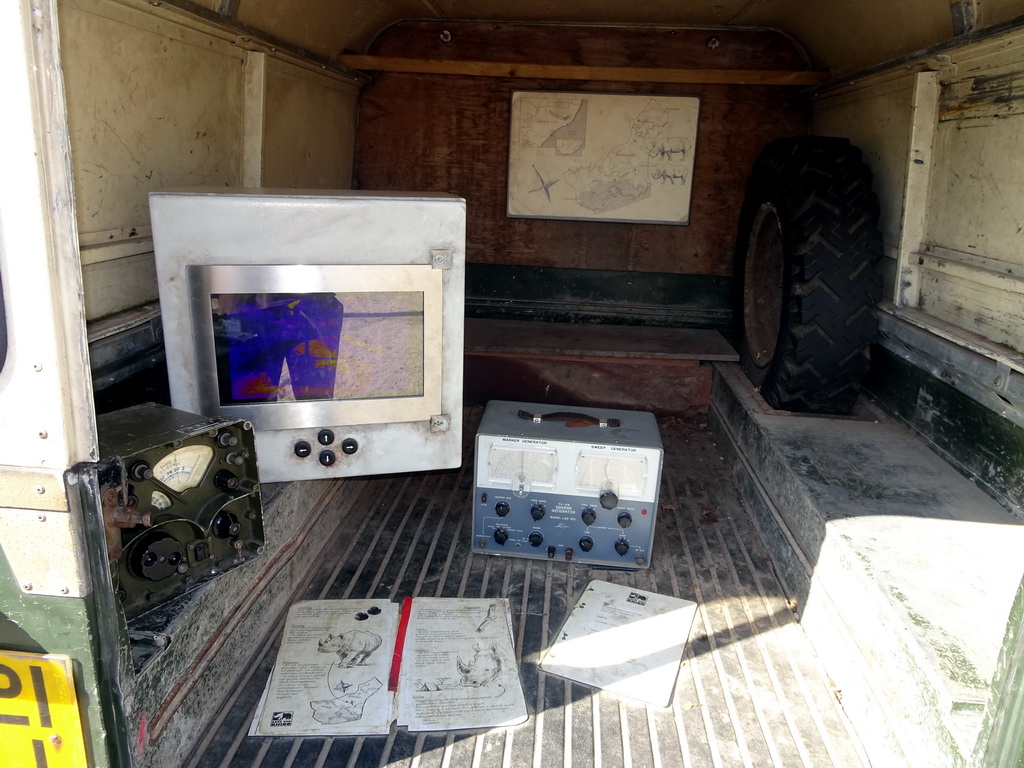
(472, 400), (663, 568)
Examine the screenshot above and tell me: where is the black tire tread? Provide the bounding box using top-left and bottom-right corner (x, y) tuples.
(736, 137), (883, 414)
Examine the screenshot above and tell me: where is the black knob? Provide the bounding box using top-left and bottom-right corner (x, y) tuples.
(581, 507), (597, 526)
(493, 529), (509, 545)
(319, 450), (336, 467)
(214, 470), (239, 491)
(528, 531), (544, 547)
(547, 545), (556, 559)
(600, 490), (618, 510)
(617, 511), (633, 528)
(530, 505), (546, 521)
(495, 501), (511, 517)
(212, 511), (241, 539)
(578, 536), (594, 552)
(615, 539), (630, 556)
(341, 438), (358, 455)
(129, 462), (153, 482)
(317, 429), (335, 446)
(294, 440), (312, 458)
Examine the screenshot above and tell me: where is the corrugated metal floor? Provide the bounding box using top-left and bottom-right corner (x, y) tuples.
(188, 409), (869, 768)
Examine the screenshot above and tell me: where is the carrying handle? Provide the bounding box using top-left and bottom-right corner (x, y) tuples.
(516, 409), (620, 428)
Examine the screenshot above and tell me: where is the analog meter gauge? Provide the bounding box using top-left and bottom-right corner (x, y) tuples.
(150, 490), (173, 511)
(488, 445), (557, 498)
(575, 453), (650, 499)
(152, 444), (216, 492)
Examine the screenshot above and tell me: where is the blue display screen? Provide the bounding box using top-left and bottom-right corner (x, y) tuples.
(211, 291), (424, 405)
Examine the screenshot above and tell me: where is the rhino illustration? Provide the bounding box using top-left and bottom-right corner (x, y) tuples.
(457, 643), (503, 687)
(317, 629), (383, 667)
(414, 643), (505, 694)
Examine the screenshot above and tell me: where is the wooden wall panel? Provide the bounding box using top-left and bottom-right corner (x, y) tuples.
(354, 22), (810, 278)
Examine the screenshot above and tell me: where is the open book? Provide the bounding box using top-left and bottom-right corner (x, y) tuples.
(250, 597), (528, 736)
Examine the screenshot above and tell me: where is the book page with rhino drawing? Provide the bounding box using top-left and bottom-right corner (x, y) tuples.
(250, 599), (399, 736)
(395, 597), (528, 731)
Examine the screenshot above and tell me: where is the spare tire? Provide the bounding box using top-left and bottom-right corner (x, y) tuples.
(734, 136), (883, 414)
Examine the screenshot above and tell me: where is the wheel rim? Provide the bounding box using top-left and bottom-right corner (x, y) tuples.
(743, 203), (785, 371)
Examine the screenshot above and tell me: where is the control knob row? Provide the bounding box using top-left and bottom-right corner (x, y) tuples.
(490, 531), (631, 557)
(492, 529), (546, 547)
(577, 536), (630, 556)
(493, 501), (547, 520)
(493, 502), (633, 528)
(294, 434), (359, 466)
(580, 507), (633, 528)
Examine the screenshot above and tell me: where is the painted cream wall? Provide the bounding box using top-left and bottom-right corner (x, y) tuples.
(262, 59), (360, 188)
(235, 0), (427, 56)
(812, 28), (1024, 360)
(812, 74), (916, 301)
(57, 0), (361, 322)
(228, 0), (1007, 75)
(919, 33), (1024, 353)
(60, 0), (245, 233)
(927, 35), (1024, 266)
(0, 0), (96, 494)
(740, 0), (952, 75)
(60, 0), (243, 321)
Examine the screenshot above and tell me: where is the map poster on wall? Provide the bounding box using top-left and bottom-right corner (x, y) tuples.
(507, 91), (700, 225)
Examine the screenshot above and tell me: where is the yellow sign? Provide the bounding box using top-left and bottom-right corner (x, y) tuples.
(0, 650), (88, 767)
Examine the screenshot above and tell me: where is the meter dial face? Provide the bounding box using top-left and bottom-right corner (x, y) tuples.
(575, 453), (649, 498)
(152, 444), (216, 492)
(488, 446), (557, 497)
(150, 490), (173, 511)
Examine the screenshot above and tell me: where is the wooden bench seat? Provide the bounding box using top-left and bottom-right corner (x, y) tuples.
(463, 318), (738, 416)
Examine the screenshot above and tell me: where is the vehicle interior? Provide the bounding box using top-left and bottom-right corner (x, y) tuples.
(2, 1), (1024, 766)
